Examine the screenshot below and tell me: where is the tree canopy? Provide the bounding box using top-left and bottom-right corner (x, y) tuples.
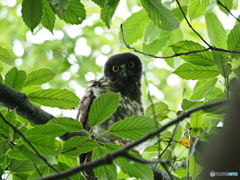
(0, 0), (240, 179)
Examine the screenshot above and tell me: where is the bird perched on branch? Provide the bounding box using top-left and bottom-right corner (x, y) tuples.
(76, 52), (144, 179)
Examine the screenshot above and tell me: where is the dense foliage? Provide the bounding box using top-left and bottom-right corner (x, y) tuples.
(0, 0), (239, 179)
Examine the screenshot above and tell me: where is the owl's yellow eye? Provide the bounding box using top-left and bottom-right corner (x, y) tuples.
(128, 61), (135, 68)
(112, 65), (120, 72)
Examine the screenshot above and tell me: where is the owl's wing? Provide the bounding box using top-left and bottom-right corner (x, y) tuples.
(76, 85), (95, 131)
(77, 77), (111, 131)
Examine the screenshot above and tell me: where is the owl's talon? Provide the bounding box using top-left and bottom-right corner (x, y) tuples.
(113, 140), (139, 154)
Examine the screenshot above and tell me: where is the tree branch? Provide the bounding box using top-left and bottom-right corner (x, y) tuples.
(0, 82), (54, 125)
(36, 100), (227, 180)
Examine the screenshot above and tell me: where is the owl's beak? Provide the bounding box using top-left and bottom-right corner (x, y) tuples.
(120, 65), (127, 78)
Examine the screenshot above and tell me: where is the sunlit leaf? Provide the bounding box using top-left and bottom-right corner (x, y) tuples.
(141, 0), (179, 31)
(205, 12), (227, 49)
(42, 0), (56, 32)
(89, 92), (120, 127)
(105, 144), (154, 180)
(227, 23), (240, 59)
(170, 40), (214, 66)
(188, 0), (210, 20)
(18, 145), (51, 165)
(0, 46), (14, 65)
(181, 99), (204, 110)
(92, 146), (117, 180)
(190, 78), (218, 100)
(25, 68), (55, 87)
(189, 155), (203, 179)
(122, 9), (149, 44)
(24, 135), (62, 156)
(212, 51), (232, 78)
(56, 0), (86, 24)
(101, 0), (120, 28)
(27, 88), (79, 109)
(48, 117), (83, 132)
(63, 136), (98, 156)
(24, 124), (67, 137)
(173, 63), (219, 80)
(108, 116), (157, 141)
(9, 159), (35, 172)
(5, 67), (26, 91)
(190, 111), (203, 129)
(217, 0), (233, 15)
(21, 0), (43, 31)
(0, 113), (13, 138)
(145, 101), (169, 121)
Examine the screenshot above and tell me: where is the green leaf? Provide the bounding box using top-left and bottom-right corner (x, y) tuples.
(9, 159), (35, 172)
(48, 117), (83, 132)
(56, 162), (83, 180)
(4, 67), (26, 91)
(190, 78), (218, 100)
(18, 145), (49, 165)
(189, 155), (203, 179)
(89, 92), (120, 127)
(27, 89), (79, 109)
(145, 101), (168, 117)
(190, 111), (203, 129)
(106, 144), (153, 180)
(188, 0), (210, 20)
(24, 135), (62, 156)
(28, 166), (50, 179)
(108, 116), (157, 141)
(56, 0), (86, 24)
(122, 9), (149, 44)
(217, 0), (233, 15)
(170, 40), (214, 66)
(205, 12), (227, 49)
(0, 46), (14, 65)
(92, 146), (117, 180)
(227, 23), (240, 59)
(181, 99), (204, 110)
(173, 63), (219, 80)
(42, 0), (56, 32)
(21, 0), (43, 31)
(7, 147), (26, 160)
(0, 114), (12, 138)
(145, 101), (169, 121)
(101, 0), (120, 29)
(50, 0), (69, 13)
(212, 51), (232, 78)
(24, 124), (67, 138)
(63, 136), (98, 156)
(91, 0), (105, 8)
(25, 68), (55, 87)
(144, 21), (162, 43)
(141, 0), (179, 31)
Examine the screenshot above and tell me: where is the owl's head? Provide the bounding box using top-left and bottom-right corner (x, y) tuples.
(103, 53), (142, 83)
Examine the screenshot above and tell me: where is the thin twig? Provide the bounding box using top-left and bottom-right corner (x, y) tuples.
(217, 0), (240, 23)
(175, 0), (211, 47)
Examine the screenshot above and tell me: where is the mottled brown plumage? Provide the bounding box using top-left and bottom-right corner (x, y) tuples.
(76, 52), (144, 179)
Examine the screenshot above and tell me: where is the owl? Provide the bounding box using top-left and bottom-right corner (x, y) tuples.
(76, 52), (144, 179)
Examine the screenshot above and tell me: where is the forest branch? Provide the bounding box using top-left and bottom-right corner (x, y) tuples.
(36, 100), (227, 180)
(0, 82), (54, 124)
